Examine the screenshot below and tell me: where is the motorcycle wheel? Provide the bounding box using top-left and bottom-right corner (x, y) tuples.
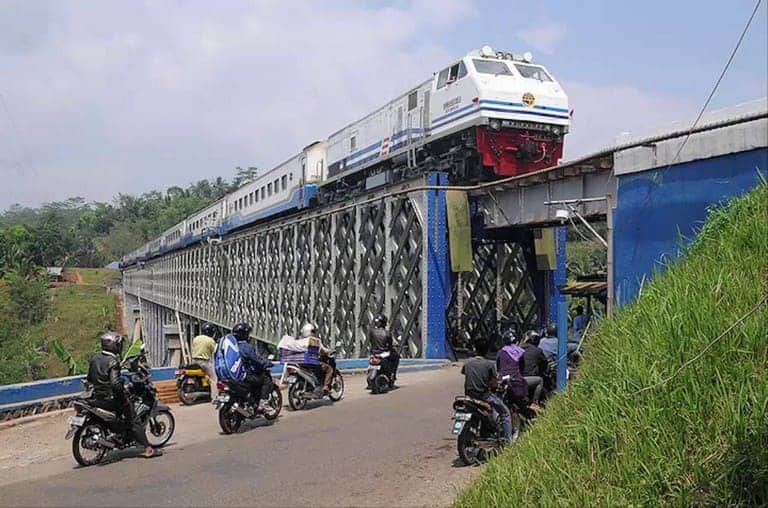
(328, 372), (344, 402)
(177, 379), (197, 406)
(262, 385), (283, 421)
(146, 410), (175, 447)
(372, 374), (390, 395)
(288, 384), (307, 411)
(218, 404), (243, 434)
(72, 422), (108, 467)
(457, 422), (483, 466)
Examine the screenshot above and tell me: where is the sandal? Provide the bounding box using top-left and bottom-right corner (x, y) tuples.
(143, 448), (164, 459)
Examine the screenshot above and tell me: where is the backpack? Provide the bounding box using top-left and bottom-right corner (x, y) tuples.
(214, 334), (247, 382)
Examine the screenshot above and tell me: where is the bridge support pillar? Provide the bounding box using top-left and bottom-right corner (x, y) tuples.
(548, 225), (568, 390)
(423, 172), (451, 359)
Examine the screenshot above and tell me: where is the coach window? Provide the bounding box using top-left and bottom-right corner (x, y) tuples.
(350, 131), (358, 151)
(261, 187), (265, 200)
(267, 183), (272, 196)
(289, 172), (293, 181)
(274, 179), (279, 193)
(408, 91), (418, 111)
(281, 175), (287, 190)
(250, 193), (254, 206)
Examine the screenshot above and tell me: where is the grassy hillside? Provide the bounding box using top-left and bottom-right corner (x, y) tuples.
(456, 183), (768, 506)
(44, 269), (120, 378)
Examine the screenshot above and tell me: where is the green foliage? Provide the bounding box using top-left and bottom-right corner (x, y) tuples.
(455, 183), (768, 507)
(50, 338), (79, 376)
(0, 172), (246, 269)
(0, 270), (51, 384)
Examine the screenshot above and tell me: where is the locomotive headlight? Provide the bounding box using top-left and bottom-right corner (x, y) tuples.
(480, 45), (495, 57)
(489, 119), (502, 131)
(552, 126), (561, 135)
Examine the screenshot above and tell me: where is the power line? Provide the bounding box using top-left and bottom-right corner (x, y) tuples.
(663, 0), (763, 171)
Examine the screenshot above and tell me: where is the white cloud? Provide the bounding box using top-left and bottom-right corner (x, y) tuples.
(516, 19), (567, 55)
(0, 0), (473, 209)
(561, 81), (697, 159)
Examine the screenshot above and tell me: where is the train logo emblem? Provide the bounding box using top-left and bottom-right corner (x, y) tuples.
(522, 92), (536, 107)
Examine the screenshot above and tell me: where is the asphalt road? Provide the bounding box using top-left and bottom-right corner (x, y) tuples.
(1, 365), (476, 507)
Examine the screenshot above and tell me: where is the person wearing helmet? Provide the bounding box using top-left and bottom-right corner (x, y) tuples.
(539, 323), (580, 363)
(301, 322), (334, 396)
(495, 329), (528, 404)
(231, 322), (274, 407)
(520, 330), (548, 407)
(87, 332), (161, 458)
(191, 322), (220, 397)
(368, 314), (400, 385)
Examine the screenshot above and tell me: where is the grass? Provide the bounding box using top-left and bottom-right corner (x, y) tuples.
(455, 183), (768, 507)
(71, 267), (121, 286)
(43, 284), (118, 378)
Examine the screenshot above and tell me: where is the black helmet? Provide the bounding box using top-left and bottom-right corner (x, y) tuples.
(501, 328), (518, 346)
(546, 323), (557, 337)
(524, 330), (542, 346)
(232, 322), (252, 341)
(201, 322), (218, 338)
(373, 314), (387, 328)
(100, 332), (124, 356)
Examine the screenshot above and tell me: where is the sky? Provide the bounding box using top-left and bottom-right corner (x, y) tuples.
(0, 0), (766, 210)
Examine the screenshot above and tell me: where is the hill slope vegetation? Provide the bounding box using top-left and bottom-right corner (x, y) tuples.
(456, 183), (768, 506)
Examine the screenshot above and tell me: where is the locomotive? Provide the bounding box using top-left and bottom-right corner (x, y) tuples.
(122, 46), (569, 266)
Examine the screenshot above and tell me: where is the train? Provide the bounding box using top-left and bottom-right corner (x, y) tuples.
(122, 46), (570, 266)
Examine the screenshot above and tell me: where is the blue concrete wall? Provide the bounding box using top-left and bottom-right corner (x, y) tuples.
(614, 148), (767, 305)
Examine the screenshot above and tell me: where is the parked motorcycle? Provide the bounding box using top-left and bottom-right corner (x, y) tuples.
(175, 363), (211, 405)
(366, 351), (395, 394)
(282, 355), (344, 410)
(66, 346), (175, 466)
(213, 360), (282, 434)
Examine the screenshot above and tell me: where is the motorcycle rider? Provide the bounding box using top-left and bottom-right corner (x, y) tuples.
(300, 322), (334, 396)
(496, 329), (529, 405)
(87, 332), (161, 458)
(520, 330), (548, 406)
(231, 322), (273, 409)
(368, 314), (400, 386)
(539, 323), (580, 362)
(461, 339), (512, 444)
(191, 322), (219, 398)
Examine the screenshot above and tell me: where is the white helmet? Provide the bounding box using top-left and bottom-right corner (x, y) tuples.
(301, 322), (317, 338)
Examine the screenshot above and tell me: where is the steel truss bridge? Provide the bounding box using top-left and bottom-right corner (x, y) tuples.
(123, 154), (615, 366)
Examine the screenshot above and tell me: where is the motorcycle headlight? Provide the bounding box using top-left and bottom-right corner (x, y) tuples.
(489, 119), (502, 131)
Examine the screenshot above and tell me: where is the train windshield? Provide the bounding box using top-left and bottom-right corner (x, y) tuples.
(513, 63), (553, 82)
(472, 59), (513, 76)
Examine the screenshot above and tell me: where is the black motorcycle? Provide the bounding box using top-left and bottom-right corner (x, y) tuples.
(452, 377), (533, 466)
(213, 361), (283, 434)
(66, 346), (175, 466)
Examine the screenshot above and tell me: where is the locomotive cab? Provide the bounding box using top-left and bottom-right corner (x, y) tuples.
(431, 46), (570, 176)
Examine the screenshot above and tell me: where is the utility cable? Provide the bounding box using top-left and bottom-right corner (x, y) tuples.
(633, 295), (767, 395)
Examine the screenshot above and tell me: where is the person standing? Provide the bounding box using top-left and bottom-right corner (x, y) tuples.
(191, 322), (219, 398)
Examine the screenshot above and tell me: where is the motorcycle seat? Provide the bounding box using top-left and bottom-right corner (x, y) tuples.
(454, 395), (493, 413)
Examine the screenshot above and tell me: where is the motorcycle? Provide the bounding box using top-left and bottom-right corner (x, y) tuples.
(65, 345), (175, 466)
(366, 351), (395, 394)
(452, 394), (506, 466)
(213, 358), (283, 434)
(452, 376), (531, 466)
(175, 363), (211, 405)
(282, 354), (344, 410)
